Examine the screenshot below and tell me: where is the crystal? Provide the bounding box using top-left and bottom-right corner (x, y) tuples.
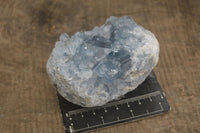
(46, 16), (159, 107)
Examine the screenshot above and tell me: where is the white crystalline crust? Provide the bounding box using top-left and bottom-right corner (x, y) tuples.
(47, 16), (159, 107)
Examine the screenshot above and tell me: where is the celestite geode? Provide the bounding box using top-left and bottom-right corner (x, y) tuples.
(47, 16), (159, 107)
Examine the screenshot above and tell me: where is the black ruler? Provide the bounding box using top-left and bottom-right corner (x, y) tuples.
(57, 71), (170, 133)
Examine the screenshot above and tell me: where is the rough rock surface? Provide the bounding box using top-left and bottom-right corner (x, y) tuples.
(46, 16), (159, 107)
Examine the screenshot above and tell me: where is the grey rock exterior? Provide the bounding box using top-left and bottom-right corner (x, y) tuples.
(47, 16), (159, 107)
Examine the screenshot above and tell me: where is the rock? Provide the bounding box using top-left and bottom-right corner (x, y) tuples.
(46, 16), (159, 107)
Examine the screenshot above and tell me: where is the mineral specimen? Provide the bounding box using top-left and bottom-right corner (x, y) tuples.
(47, 16), (159, 107)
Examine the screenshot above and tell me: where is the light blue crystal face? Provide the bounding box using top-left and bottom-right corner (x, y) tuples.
(47, 16), (159, 107)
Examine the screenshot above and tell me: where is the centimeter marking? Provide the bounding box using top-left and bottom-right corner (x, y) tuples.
(70, 109), (163, 133)
(66, 91), (165, 133)
(68, 91), (161, 115)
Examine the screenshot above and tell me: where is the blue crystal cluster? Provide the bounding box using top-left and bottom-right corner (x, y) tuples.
(47, 16), (159, 107)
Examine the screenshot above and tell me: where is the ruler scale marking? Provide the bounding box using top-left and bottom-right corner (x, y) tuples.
(67, 92), (165, 132)
(68, 91), (161, 115)
(69, 107), (164, 133)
